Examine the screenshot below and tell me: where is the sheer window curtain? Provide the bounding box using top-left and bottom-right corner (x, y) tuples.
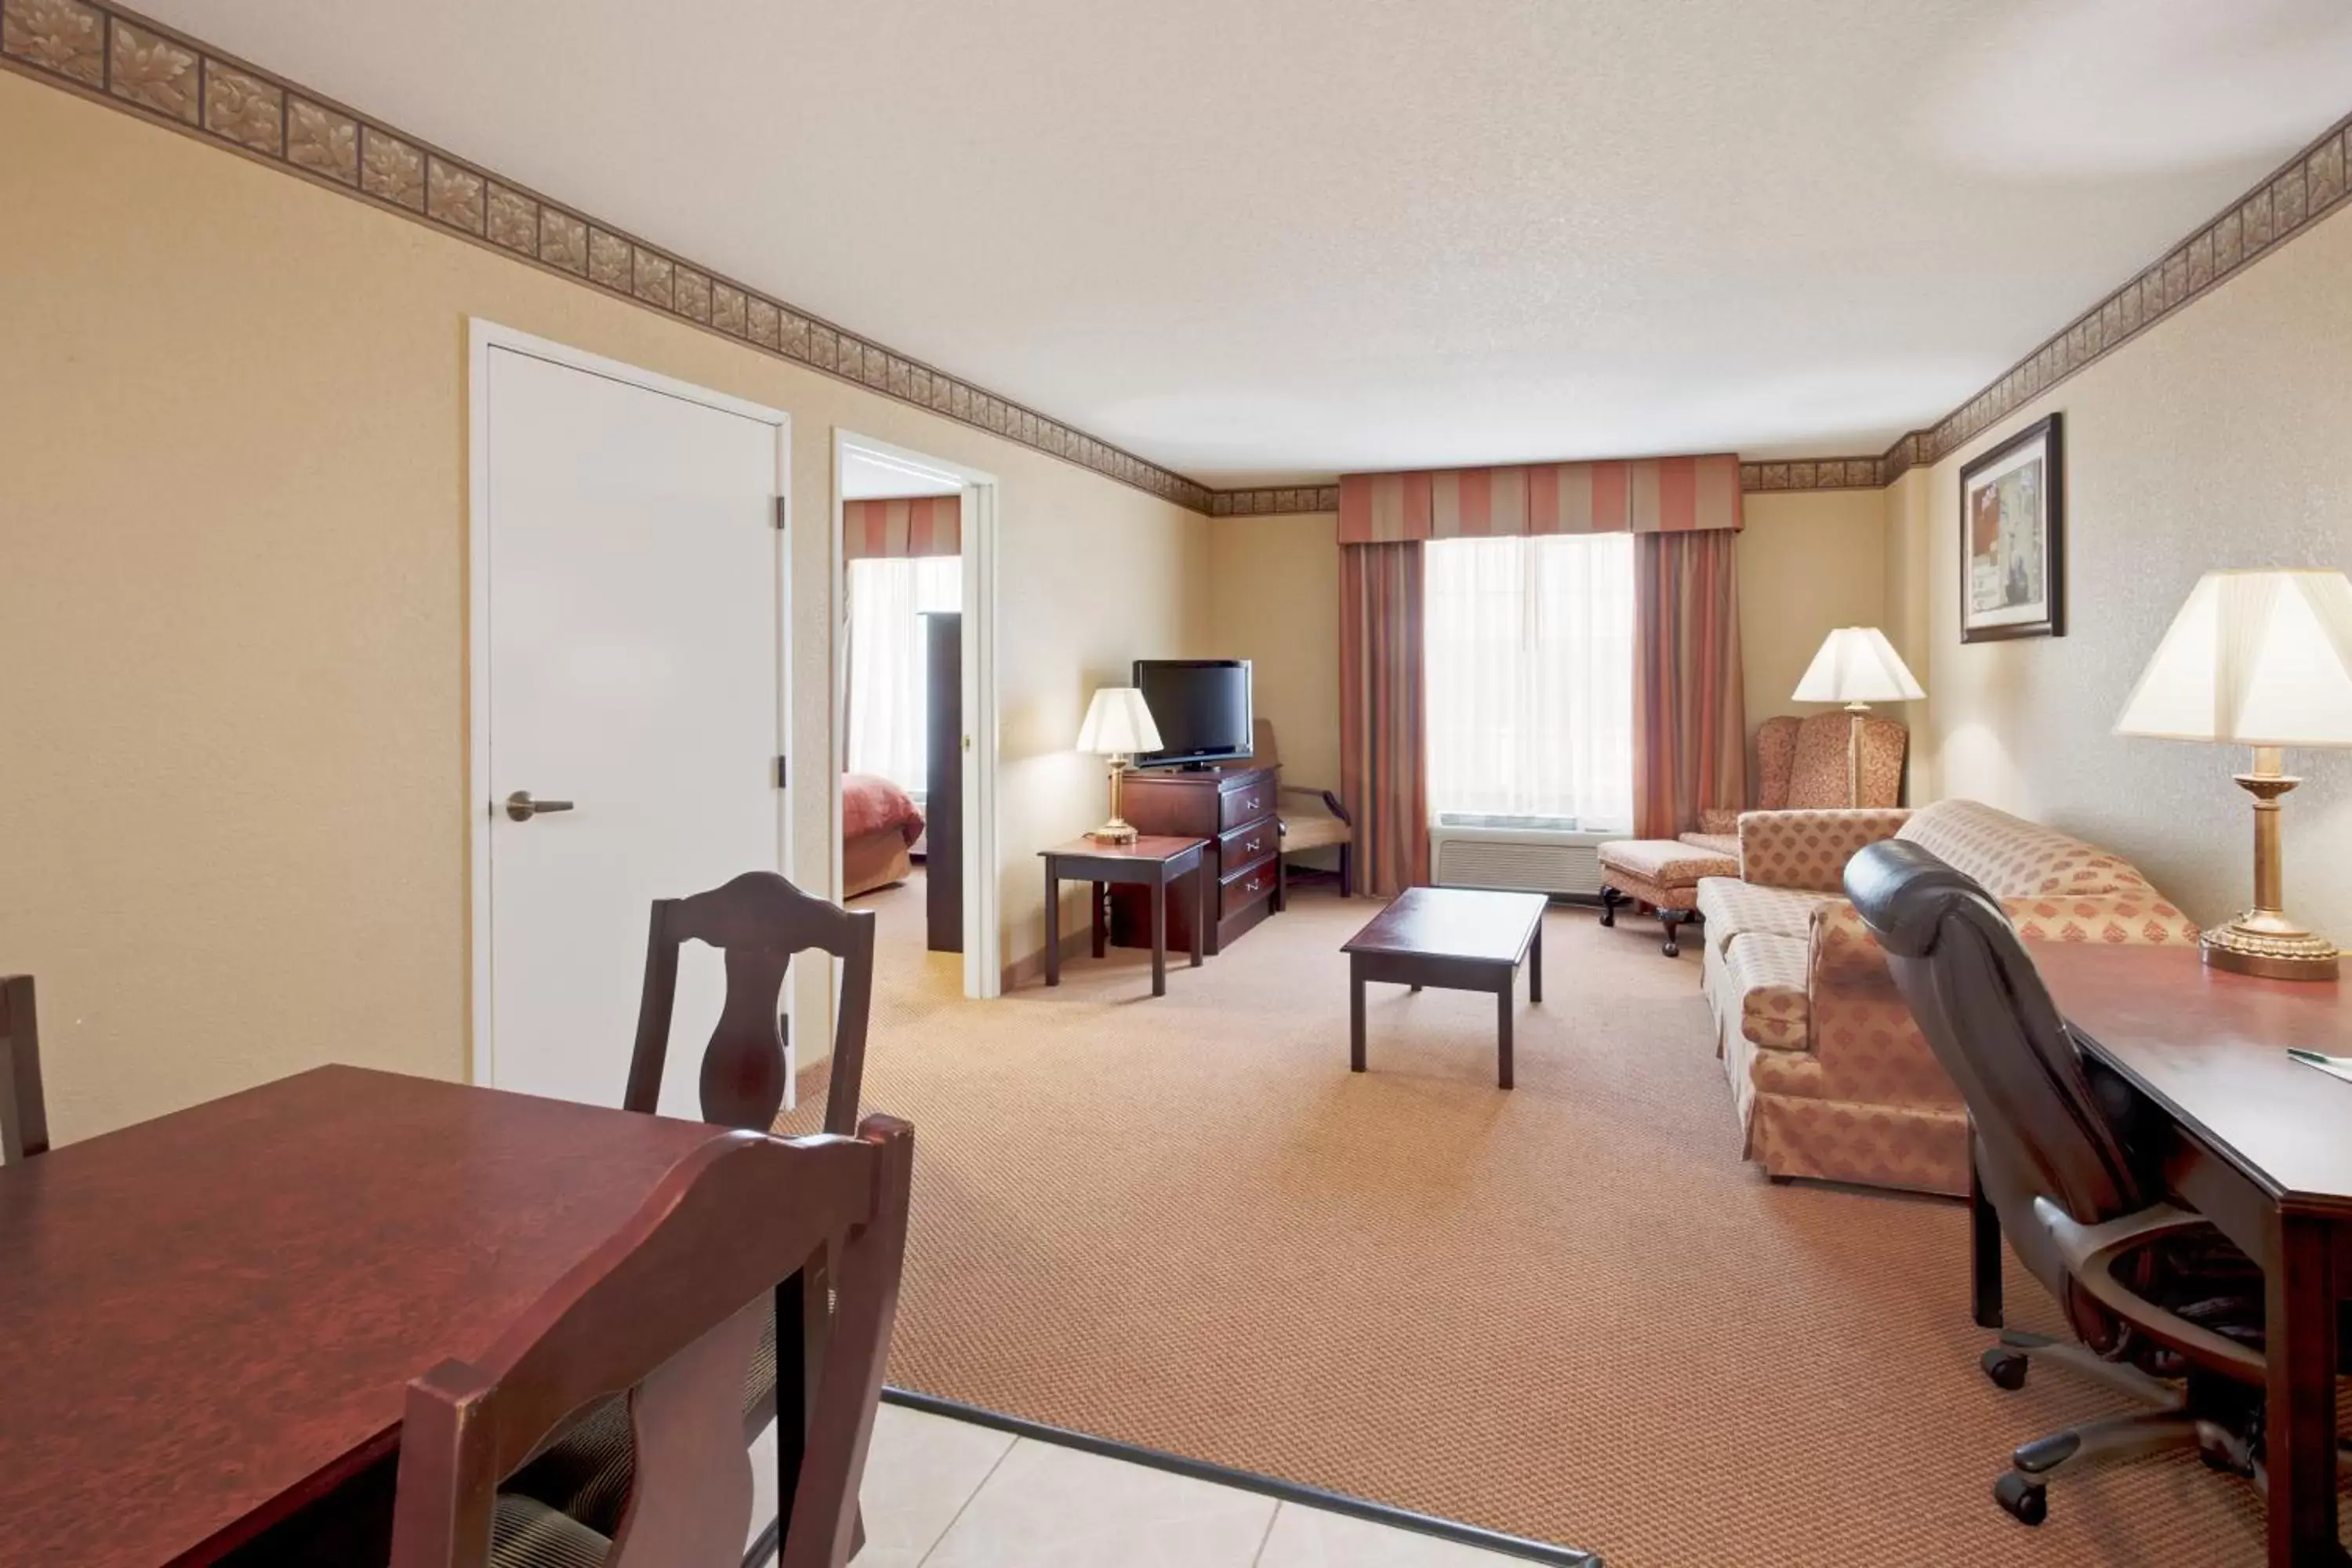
(845, 556), (961, 793)
(1424, 533), (1635, 831)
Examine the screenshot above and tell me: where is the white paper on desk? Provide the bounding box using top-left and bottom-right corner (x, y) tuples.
(2288, 1049), (2352, 1086)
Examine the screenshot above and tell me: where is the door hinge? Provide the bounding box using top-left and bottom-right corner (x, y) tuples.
(776, 755), (789, 788)
(774, 497), (788, 531)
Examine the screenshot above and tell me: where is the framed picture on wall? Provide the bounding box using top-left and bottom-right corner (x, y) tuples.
(1958, 412), (2063, 642)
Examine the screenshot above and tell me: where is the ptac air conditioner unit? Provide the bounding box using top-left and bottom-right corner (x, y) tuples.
(1428, 822), (1610, 898)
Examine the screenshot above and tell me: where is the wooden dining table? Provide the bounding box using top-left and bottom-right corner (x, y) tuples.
(0, 1064), (739, 1565)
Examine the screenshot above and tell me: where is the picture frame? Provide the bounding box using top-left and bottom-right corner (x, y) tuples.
(1958, 412), (2063, 643)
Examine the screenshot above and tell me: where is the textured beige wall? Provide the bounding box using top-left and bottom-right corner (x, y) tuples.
(1736, 490), (1891, 747)
(1897, 203), (2352, 935)
(1206, 512), (1342, 791)
(0, 74), (1208, 1142)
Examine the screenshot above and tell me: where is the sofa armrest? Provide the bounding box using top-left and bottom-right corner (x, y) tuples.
(1737, 808), (1913, 892)
(1697, 806), (1742, 837)
(1803, 899), (1965, 1109)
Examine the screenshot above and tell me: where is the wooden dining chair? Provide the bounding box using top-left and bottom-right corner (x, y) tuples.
(510, 873), (880, 1545)
(390, 1115), (913, 1568)
(1, 975), (49, 1164)
(624, 870), (878, 1137)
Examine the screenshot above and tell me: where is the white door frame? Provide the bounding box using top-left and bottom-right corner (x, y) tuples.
(830, 429), (1001, 999)
(465, 318), (795, 1085)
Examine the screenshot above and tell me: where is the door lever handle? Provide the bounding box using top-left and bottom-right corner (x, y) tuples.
(504, 790), (576, 822)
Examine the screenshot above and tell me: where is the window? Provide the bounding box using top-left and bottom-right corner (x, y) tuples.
(845, 555), (962, 793)
(1424, 533), (1634, 831)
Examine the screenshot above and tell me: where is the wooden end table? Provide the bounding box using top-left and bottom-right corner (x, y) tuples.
(1342, 886), (1548, 1088)
(1040, 834), (1209, 997)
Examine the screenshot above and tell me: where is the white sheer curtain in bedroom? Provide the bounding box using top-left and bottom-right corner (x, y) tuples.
(846, 554), (962, 793)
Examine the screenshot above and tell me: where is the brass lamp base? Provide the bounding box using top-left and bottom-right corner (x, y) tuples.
(2201, 920), (2339, 981)
(2205, 746), (2340, 982)
(1087, 757), (1139, 844)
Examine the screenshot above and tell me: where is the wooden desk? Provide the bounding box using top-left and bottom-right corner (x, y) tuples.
(2023, 945), (2351, 1568)
(0, 1065), (731, 1566)
(1040, 834), (1208, 997)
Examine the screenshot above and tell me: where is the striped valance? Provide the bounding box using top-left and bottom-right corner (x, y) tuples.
(844, 495), (961, 560)
(1337, 454), (1743, 544)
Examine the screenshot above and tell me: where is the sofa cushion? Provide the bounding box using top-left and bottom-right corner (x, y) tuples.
(1695, 877), (1832, 955)
(1897, 799), (2158, 901)
(1597, 837), (1737, 890)
(1723, 931), (1809, 1050)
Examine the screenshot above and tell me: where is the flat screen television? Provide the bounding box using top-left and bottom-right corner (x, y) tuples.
(1132, 659), (1253, 768)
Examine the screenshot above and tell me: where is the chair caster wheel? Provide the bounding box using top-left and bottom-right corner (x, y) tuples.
(1981, 1347), (2029, 1391)
(1993, 1472), (2046, 1526)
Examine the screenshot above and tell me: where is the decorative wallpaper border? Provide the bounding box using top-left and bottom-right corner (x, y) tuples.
(5, 0), (2348, 511)
(0, 0), (1214, 514)
(1208, 485), (1341, 517)
(1739, 456), (1885, 494)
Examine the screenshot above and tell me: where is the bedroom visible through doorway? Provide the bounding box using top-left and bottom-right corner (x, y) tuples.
(833, 434), (1000, 1001)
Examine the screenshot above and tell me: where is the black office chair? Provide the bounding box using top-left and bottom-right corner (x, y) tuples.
(1845, 840), (2347, 1527)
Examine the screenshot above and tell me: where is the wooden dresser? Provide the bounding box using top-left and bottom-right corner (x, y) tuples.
(1109, 764), (1279, 956)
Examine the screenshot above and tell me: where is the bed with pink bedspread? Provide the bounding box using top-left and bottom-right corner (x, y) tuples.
(843, 772), (925, 897)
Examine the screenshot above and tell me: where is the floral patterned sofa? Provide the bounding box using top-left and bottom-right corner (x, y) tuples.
(1697, 798), (2199, 1196)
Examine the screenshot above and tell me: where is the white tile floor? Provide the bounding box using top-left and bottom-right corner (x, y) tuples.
(826, 1403), (1544, 1568)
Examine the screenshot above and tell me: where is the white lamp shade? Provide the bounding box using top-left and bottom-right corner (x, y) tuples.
(1791, 627), (1925, 705)
(1076, 686), (1162, 756)
(2115, 569), (2352, 747)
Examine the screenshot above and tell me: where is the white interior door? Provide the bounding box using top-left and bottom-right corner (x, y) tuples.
(479, 340), (788, 1118)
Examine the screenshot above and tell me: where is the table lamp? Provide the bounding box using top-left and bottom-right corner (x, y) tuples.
(2115, 568), (2352, 981)
(1076, 686), (1161, 844)
(1791, 626), (1926, 806)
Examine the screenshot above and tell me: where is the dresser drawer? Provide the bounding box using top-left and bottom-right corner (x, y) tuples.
(1220, 857), (1279, 920)
(1218, 818), (1276, 871)
(1218, 776), (1274, 832)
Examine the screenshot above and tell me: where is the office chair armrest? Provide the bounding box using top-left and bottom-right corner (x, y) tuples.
(1277, 784), (1352, 826)
(2034, 1197), (2268, 1384)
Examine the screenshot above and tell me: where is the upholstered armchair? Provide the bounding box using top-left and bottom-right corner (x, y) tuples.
(1598, 711), (1907, 956)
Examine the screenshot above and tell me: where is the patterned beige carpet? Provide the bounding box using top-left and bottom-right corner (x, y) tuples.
(799, 869), (2345, 1566)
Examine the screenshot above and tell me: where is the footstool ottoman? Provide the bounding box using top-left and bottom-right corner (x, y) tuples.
(1595, 837), (1737, 956)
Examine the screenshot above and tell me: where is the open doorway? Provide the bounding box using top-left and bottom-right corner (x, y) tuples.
(830, 431), (1000, 1002)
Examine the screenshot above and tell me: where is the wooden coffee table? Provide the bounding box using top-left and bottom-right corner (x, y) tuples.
(1342, 887), (1548, 1088)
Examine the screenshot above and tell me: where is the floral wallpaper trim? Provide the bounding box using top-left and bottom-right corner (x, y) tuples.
(0, 0), (1213, 514)
(1208, 486), (1342, 517)
(1739, 458), (1884, 494)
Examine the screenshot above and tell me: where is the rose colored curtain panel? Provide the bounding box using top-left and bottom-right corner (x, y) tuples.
(1339, 542), (1429, 896)
(1632, 528), (1747, 839)
(843, 495), (960, 560)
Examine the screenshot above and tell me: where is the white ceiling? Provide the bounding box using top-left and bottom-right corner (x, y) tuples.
(147, 0), (2352, 487)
